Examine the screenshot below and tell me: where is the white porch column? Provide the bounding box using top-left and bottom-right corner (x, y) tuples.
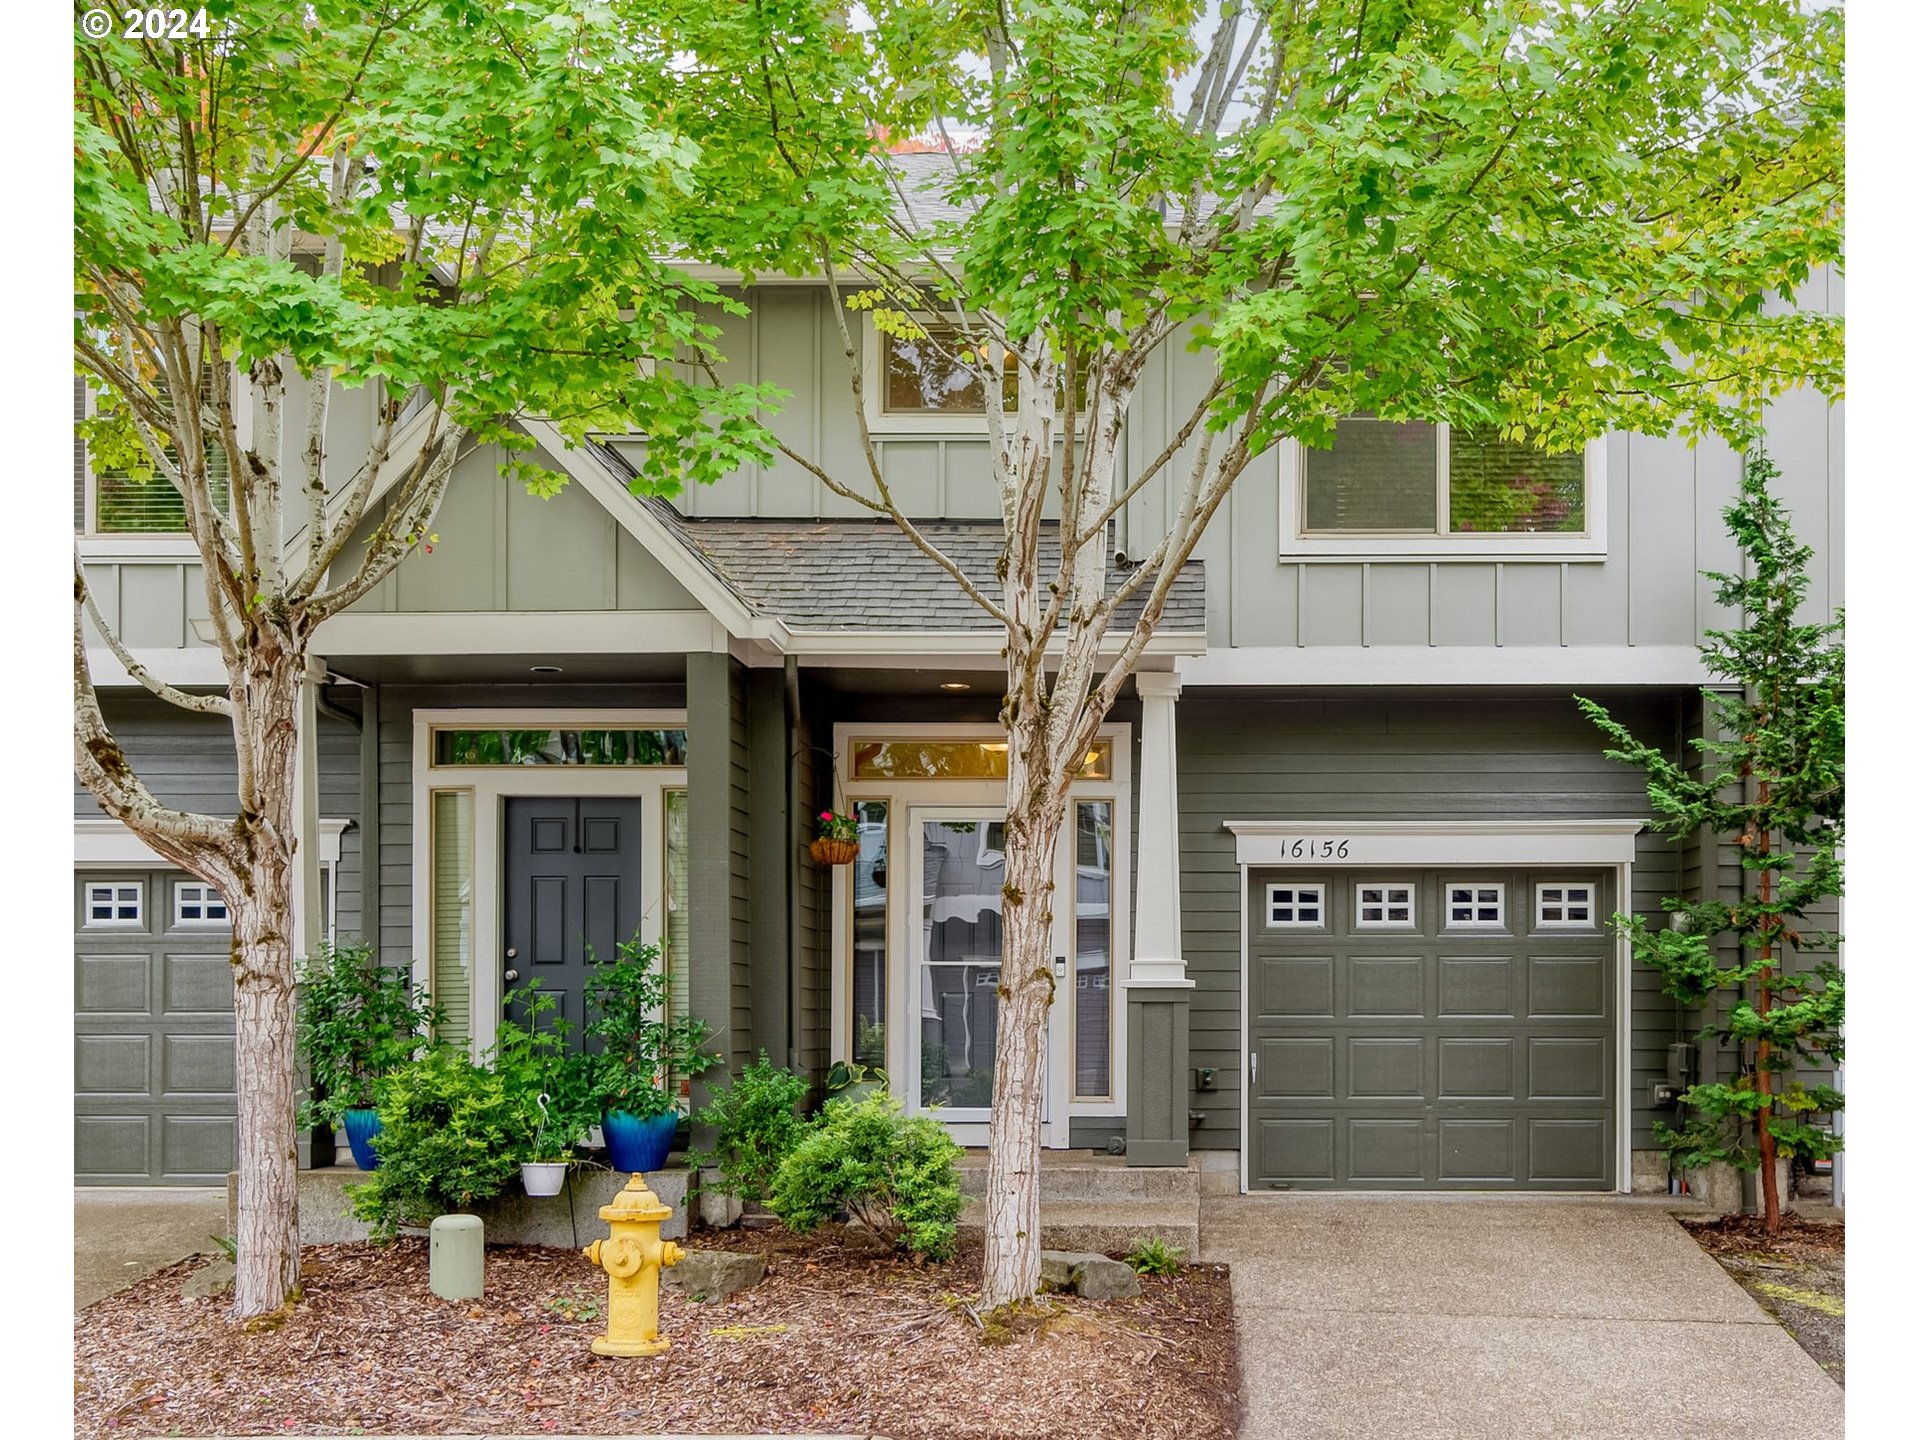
(291, 659), (324, 962)
(1125, 671), (1191, 1167)
(1131, 671), (1189, 986)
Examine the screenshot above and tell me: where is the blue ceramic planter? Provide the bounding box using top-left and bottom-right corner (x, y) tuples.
(343, 1108), (383, 1170)
(601, 1108), (678, 1172)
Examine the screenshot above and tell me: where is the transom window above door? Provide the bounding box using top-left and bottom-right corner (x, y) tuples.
(1285, 416), (1605, 559)
(431, 728), (687, 767)
(851, 738), (1111, 781)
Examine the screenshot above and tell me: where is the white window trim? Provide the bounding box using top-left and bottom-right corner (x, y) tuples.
(829, 720), (1133, 1139)
(1353, 882), (1416, 929)
(411, 708), (688, 1060)
(1276, 432), (1608, 561)
(1443, 881), (1506, 930)
(1265, 882), (1327, 928)
(83, 880), (144, 928)
(76, 817), (349, 867)
(860, 315), (1010, 436)
(172, 881), (231, 927)
(1535, 880), (1600, 929)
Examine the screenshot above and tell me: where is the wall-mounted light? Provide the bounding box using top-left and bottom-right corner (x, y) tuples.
(530, 665), (563, 675)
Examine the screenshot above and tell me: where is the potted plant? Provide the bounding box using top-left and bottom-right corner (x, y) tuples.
(491, 982), (595, 1197)
(824, 1057), (889, 1107)
(585, 934), (719, 1172)
(810, 808), (860, 865)
(297, 940), (445, 1170)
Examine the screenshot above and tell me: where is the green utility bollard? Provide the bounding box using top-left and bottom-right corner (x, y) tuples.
(430, 1214), (485, 1300)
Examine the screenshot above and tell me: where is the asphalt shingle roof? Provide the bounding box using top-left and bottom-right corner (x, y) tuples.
(592, 443), (1206, 634)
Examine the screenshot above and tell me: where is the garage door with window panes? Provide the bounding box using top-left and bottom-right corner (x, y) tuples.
(75, 871), (237, 1184)
(1247, 870), (1614, 1190)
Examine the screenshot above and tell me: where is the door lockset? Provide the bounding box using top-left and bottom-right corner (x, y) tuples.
(504, 969), (519, 982)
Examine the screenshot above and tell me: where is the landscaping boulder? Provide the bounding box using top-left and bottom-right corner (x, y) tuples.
(664, 1249), (767, 1300)
(180, 1258), (235, 1300)
(1038, 1249), (1141, 1300)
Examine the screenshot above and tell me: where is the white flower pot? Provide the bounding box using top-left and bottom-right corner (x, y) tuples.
(520, 1161), (569, 1197)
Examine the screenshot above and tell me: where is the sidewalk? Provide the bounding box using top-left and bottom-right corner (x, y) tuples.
(75, 1186), (229, 1308)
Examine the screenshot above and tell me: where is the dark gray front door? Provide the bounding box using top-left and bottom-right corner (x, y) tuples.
(1247, 868), (1615, 1190)
(503, 797), (643, 1046)
(75, 870), (236, 1184)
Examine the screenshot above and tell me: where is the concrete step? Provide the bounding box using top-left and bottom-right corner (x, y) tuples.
(956, 1197), (1199, 1255)
(954, 1152), (1200, 1204)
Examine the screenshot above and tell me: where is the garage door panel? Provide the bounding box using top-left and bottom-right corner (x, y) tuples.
(1256, 1118), (1335, 1182)
(75, 1115), (152, 1180)
(1348, 1119), (1425, 1181)
(159, 1115), (238, 1182)
(1528, 1037), (1607, 1099)
(76, 956), (152, 1014)
(77, 1034), (151, 1094)
(1348, 956), (1425, 1017)
(1260, 1037), (1334, 1097)
(1528, 1119), (1608, 1182)
(1438, 956), (1515, 1017)
(1440, 1119), (1515, 1181)
(1438, 1038), (1515, 1099)
(1349, 1037), (1425, 1098)
(1527, 955), (1606, 1017)
(163, 1034), (237, 1094)
(162, 953), (233, 1014)
(1248, 867), (1614, 1191)
(1256, 954), (1333, 1018)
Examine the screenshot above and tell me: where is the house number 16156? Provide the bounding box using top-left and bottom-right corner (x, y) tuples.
(1280, 838), (1350, 859)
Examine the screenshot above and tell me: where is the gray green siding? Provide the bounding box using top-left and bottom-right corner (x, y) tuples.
(1175, 693), (1691, 1155)
(76, 694), (365, 943)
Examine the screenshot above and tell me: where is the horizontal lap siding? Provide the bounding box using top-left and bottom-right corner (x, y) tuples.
(1176, 692), (1688, 1154)
(78, 694), (364, 943)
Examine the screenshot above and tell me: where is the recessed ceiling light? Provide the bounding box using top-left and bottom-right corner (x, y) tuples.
(530, 665), (563, 675)
(939, 681), (970, 692)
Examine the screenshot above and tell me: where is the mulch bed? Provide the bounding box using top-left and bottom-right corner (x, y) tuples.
(1679, 1213), (1844, 1386)
(75, 1226), (1239, 1439)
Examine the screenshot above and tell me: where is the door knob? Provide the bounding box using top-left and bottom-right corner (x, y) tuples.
(504, 968), (520, 982)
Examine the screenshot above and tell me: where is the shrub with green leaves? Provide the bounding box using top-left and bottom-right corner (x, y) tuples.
(584, 934), (719, 1118)
(692, 1052), (811, 1205)
(296, 940), (444, 1131)
(1125, 1237), (1186, 1277)
(347, 1049), (524, 1239)
(767, 1092), (963, 1260)
(491, 982), (597, 1164)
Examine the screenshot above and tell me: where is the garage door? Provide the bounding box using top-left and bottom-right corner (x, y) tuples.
(1247, 869), (1615, 1190)
(75, 871), (237, 1185)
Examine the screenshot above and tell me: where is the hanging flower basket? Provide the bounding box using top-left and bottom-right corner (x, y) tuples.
(811, 809), (860, 865)
(810, 835), (859, 865)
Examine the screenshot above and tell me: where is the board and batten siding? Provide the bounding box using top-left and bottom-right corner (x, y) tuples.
(1174, 692), (1692, 1156)
(75, 694), (365, 942)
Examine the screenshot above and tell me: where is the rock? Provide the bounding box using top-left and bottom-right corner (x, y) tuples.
(664, 1249), (767, 1300)
(181, 1258), (235, 1299)
(1037, 1249), (1141, 1299)
(1073, 1255), (1142, 1300)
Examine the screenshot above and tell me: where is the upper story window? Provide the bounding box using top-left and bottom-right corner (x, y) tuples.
(76, 375), (232, 536)
(880, 324), (1017, 416)
(1282, 416), (1606, 560)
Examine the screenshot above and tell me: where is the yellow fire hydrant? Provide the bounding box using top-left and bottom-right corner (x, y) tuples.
(581, 1173), (685, 1357)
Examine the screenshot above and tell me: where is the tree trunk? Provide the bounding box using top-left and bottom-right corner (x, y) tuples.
(979, 711), (1070, 1309)
(1755, 798), (1781, 1237)
(227, 655), (304, 1318)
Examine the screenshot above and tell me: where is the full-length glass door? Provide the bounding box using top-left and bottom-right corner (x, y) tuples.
(908, 809), (1066, 1131)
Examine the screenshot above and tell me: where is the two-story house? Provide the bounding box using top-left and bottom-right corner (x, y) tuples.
(74, 240), (1843, 1197)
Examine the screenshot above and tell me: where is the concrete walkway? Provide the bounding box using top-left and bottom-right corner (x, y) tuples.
(75, 1187), (229, 1308)
(1201, 1193), (1842, 1440)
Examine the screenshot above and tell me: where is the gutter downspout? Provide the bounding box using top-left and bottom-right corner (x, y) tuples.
(785, 657), (804, 1074)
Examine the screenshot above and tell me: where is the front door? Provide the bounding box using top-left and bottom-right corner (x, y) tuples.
(907, 809), (1068, 1143)
(502, 796), (644, 1045)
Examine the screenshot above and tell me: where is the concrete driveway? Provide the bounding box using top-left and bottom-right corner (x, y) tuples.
(75, 1187), (229, 1308)
(1201, 1193), (1842, 1440)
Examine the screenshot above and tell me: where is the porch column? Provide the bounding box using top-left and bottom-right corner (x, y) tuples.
(1126, 671), (1192, 1167)
(292, 659), (324, 1169)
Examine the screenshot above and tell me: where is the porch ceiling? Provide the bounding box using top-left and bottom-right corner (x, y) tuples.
(317, 651), (688, 686)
